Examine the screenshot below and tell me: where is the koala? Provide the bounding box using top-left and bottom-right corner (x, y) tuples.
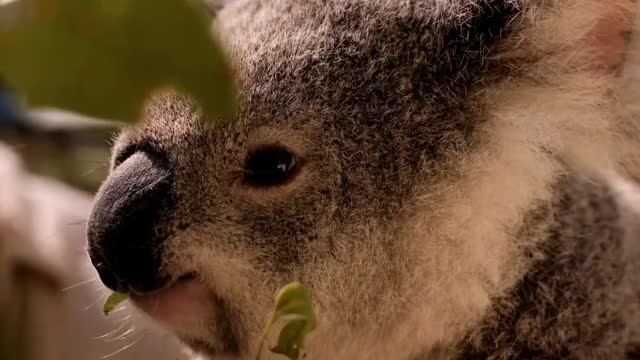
(87, 0), (640, 359)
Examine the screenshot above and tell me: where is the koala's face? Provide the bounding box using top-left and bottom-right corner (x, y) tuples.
(87, 0), (628, 358)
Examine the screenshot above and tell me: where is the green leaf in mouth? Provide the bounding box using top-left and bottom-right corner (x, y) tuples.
(103, 292), (128, 316)
(257, 282), (317, 360)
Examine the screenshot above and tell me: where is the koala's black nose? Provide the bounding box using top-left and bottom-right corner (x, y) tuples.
(87, 151), (175, 294)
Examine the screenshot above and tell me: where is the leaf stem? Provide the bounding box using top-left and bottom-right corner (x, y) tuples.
(256, 313), (277, 360)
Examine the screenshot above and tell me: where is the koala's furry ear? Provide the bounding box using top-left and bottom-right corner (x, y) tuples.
(588, 1), (635, 71)
(509, 0), (635, 72)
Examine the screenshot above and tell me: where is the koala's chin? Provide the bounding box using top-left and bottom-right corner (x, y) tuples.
(87, 0), (640, 359)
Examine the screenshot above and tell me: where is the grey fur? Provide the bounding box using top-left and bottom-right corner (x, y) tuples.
(450, 175), (640, 359)
(91, 0), (640, 359)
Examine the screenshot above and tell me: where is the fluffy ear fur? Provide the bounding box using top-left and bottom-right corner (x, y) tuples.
(593, 8), (634, 71)
(583, 0), (634, 71)
(615, 0), (640, 183)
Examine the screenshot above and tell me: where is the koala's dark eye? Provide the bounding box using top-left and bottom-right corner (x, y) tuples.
(243, 145), (299, 187)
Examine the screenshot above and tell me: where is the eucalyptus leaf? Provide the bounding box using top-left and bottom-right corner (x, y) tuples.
(0, 0), (236, 123)
(273, 282), (316, 328)
(269, 319), (307, 360)
(256, 282), (316, 360)
(103, 292), (128, 316)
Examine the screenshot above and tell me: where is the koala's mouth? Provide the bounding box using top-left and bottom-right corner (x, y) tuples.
(129, 272), (213, 328)
(130, 272), (243, 356)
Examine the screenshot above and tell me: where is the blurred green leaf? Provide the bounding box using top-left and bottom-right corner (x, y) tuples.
(103, 292), (128, 315)
(0, 0), (236, 122)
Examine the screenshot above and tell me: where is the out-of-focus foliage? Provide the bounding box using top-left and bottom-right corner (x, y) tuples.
(0, 0), (238, 192)
(0, 0), (236, 123)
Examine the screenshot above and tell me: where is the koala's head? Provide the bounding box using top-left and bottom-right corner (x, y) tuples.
(87, 0), (631, 358)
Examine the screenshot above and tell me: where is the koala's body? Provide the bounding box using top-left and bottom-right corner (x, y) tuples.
(87, 0), (640, 359)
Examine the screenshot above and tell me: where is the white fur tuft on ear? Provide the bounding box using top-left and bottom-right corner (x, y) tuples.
(615, 0), (640, 183)
(533, 0), (634, 71)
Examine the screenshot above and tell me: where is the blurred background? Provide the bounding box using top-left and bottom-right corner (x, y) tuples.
(0, 2), (186, 359)
(0, 99), (114, 193)
(0, 85), (189, 359)
(0, 0), (113, 193)
(0, 0), (236, 358)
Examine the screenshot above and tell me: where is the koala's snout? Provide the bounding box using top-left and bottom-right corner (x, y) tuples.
(87, 150), (175, 294)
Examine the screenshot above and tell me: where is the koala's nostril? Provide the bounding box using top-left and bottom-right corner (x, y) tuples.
(87, 150), (175, 294)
